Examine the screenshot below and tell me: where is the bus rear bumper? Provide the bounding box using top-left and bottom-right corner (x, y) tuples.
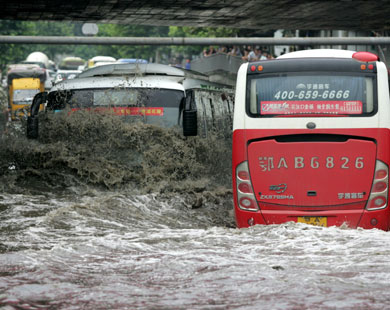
(235, 208), (390, 231)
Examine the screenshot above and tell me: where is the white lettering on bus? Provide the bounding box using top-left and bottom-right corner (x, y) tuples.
(355, 157), (364, 169)
(294, 157), (305, 169)
(326, 156), (335, 168)
(258, 157), (275, 171)
(277, 157), (288, 169)
(258, 156), (364, 171)
(260, 195), (294, 200)
(338, 192), (364, 199)
(310, 157), (319, 169)
(341, 157), (349, 169)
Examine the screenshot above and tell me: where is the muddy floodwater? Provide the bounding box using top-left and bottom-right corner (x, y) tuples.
(1, 113), (390, 310)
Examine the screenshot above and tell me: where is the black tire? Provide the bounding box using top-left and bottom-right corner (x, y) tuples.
(26, 116), (39, 139)
(183, 110), (197, 136)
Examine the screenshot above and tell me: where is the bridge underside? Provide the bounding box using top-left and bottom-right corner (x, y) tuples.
(2, 0), (390, 31)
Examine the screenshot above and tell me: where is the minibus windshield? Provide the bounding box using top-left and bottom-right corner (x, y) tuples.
(248, 73), (376, 116)
(47, 88), (185, 128)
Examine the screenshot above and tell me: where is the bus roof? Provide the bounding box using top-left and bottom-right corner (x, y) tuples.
(277, 49), (355, 59)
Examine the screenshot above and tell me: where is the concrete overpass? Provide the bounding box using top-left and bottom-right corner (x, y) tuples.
(2, 0), (390, 31)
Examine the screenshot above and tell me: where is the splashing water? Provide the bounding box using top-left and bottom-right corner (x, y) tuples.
(1, 112), (390, 310)
(0, 110), (232, 194)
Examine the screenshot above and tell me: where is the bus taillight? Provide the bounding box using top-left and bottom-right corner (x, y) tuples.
(366, 160), (389, 211)
(352, 51), (379, 62)
(238, 182), (253, 194)
(373, 181), (387, 192)
(236, 161), (258, 211)
(369, 196), (387, 209)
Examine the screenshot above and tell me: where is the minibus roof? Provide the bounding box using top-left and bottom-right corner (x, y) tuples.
(78, 63), (185, 79)
(50, 74), (185, 92)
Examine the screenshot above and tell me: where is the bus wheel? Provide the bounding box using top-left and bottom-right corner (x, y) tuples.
(183, 110), (197, 136)
(26, 116), (39, 139)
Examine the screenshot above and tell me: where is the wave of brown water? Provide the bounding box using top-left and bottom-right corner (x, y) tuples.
(2, 113), (390, 310)
(0, 111), (232, 194)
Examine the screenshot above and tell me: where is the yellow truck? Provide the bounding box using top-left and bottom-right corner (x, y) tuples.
(7, 65), (46, 120)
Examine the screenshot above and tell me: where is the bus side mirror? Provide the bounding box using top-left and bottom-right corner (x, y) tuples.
(27, 92), (47, 139)
(183, 109), (197, 136)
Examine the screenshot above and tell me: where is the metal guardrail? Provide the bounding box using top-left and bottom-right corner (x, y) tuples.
(1, 36), (390, 45)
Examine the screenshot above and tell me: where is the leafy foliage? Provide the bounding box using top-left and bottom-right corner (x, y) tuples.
(0, 20), (244, 73)
(168, 26), (239, 58)
(95, 24), (170, 62)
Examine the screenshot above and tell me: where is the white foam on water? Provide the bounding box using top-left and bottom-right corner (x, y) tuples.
(1, 192), (390, 309)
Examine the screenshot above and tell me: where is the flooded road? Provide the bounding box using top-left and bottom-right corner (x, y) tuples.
(1, 114), (390, 309)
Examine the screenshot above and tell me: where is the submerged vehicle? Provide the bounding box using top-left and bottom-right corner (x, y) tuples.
(181, 69), (234, 137)
(27, 63), (186, 138)
(27, 63), (234, 139)
(7, 64), (46, 120)
(232, 49), (390, 231)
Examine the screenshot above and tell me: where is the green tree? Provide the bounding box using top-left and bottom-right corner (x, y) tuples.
(0, 20), (32, 72)
(24, 21), (79, 60)
(0, 20), (104, 71)
(168, 26), (239, 58)
(95, 24), (170, 62)
(0, 20), (261, 72)
(0, 20), (84, 72)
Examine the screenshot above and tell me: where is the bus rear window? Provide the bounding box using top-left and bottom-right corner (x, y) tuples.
(248, 74), (375, 116)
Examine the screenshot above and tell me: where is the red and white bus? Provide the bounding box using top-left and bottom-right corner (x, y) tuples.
(232, 49), (390, 230)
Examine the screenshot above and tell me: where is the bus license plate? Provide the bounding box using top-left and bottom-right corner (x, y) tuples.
(297, 216), (327, 227)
